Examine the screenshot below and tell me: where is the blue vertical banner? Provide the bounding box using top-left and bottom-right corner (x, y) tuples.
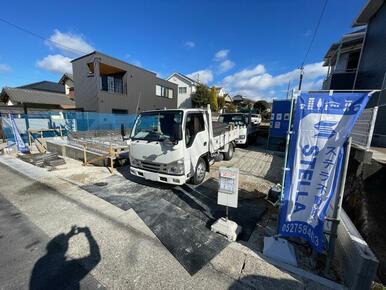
(278, 92), (370, 252)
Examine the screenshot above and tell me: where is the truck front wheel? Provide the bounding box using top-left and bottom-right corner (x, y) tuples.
(223, 143), (234, 161)
(191, 157), (207, 185)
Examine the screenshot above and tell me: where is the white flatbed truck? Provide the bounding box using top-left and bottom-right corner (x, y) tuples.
(218, 113), (259, 146)
(127, 106), (240, 185)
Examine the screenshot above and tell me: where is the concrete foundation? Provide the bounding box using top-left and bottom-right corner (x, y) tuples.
(263, 237), (297, 267)
(336, 209), (378, 290)
(211, 218), (242, 242)
(46, 140), (106, 166)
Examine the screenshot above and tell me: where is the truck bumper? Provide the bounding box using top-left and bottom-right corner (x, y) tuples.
(130, 166), (188, 185)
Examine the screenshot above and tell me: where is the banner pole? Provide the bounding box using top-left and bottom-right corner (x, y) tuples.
(276, 89), (297, 235)
(324, 136), (352, 273)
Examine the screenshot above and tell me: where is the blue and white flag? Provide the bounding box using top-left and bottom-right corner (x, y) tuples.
(9, 114), (30, 154)
(279, 92), (370, 252)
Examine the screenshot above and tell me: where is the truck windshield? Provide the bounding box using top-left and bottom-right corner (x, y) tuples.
(218, 114), (247, 126)
(132, 111), (183, 141)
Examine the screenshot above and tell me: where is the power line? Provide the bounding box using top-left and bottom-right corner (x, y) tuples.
(301, 0), (329, 67)
(298, 0), (329, 90)
(0, 17), (89, 56)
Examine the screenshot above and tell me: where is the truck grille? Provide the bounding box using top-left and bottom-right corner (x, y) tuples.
(141, 161), (161, 172)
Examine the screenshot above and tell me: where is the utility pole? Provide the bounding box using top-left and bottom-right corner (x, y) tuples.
(286, 80), (291, 99)
(298, 66), (304, 90)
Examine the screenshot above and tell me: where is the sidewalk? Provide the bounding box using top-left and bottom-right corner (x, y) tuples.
(0, 155), (336, 289)
(0, 195), (105, 290)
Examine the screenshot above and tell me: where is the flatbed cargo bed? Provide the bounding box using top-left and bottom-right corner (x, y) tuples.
(212, 121), (229, 137)
(210, 122), (240, 153)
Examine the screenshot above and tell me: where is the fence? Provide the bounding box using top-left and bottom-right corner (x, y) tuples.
(351, 107), (378, 150)
(1, 111), (137, 147)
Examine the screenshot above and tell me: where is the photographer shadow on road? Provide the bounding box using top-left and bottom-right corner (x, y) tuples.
(29, 226), (102, 290)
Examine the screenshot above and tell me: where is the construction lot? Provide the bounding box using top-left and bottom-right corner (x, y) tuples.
(0, 141), (344, 290)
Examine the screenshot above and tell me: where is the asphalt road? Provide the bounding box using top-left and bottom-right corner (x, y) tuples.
(0, 177), (106, 290)
(80, 168), (266, 275)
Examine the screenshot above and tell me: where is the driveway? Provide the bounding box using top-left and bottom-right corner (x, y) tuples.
(0, 155), (333, 289)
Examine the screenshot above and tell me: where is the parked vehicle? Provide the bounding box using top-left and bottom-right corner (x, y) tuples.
(218, 113), (258, 146)
(250, 114), (262, 125)
(127, 106), (240, 185)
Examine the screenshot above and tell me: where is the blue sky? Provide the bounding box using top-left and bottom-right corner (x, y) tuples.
(0, 0), (366, 100)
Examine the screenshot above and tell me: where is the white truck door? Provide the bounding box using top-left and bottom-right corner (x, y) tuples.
(184, 112), (209, 177)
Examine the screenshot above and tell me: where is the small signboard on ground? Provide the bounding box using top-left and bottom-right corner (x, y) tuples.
(218, 167), (239, 208)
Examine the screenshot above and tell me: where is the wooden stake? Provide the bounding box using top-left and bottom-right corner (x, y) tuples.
(83, 145), (87, 166)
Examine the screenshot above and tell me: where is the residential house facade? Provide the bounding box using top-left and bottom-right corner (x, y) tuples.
(223, 94), (232, 104)
(166, 72), (198, 108)
(323, 0), (386, 147)
(215, 87), (225, 98)
(72, 51), (177, 114)
(59, 73), (74, 99)
(0, 80), (75, 113)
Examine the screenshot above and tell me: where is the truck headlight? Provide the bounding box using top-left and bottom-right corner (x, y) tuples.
(167, 158), (184, 175)
(239, 135), (246, 139)
(130, 158), (141, 168)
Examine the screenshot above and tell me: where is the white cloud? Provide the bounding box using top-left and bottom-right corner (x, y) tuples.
(214, 49), (229, 61)
(0, 64), (11, 73)
(221, 62), (327, 101)
(222, 64), (266, 84)
(36, 54), (72, 74)
(214, 49), (235, 73)
(124, 54), (142, 67)
(46, 29), (94, 56)
(37, 30), (93, 75)
(219, 60), (235, 73)
(187, 69), (213, 84)
(185, 41), (195, 48)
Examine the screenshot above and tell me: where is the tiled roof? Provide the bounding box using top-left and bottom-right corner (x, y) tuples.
(1, 87), (74, 106)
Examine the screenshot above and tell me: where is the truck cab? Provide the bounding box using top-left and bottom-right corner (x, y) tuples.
(128, 108), (236, 185)
(250, 114), (262, 125)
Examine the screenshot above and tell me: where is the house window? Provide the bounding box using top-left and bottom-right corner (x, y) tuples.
(156, 85), (174, 98)
(347, 51), (360, 71)
(168, 88), (173, 99)
(112, 109), (128, 114)
(179, 87), (187, 94)
(156, 85), (162, 96)
(101, 73), (124, 94)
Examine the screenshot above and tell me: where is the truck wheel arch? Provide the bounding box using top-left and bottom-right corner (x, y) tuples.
(200, 153), (210, 172)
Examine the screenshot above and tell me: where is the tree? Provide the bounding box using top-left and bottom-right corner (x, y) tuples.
(254, 100), (269, 113)
(209, 87), (218, 112)
(226, 103), (236, 113)
(261, 110), (271, 121)
(217, 96), (225, 110)
(192, 84), (210, 108)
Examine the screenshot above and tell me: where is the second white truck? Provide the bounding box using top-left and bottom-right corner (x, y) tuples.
(218, 113), (259, 146)
(127, 106), (240, 185)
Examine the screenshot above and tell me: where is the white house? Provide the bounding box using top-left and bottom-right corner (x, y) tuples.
(59, 73), (74, 99)
(215, 87), (225, 98)
(166, 72), (198, 108)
